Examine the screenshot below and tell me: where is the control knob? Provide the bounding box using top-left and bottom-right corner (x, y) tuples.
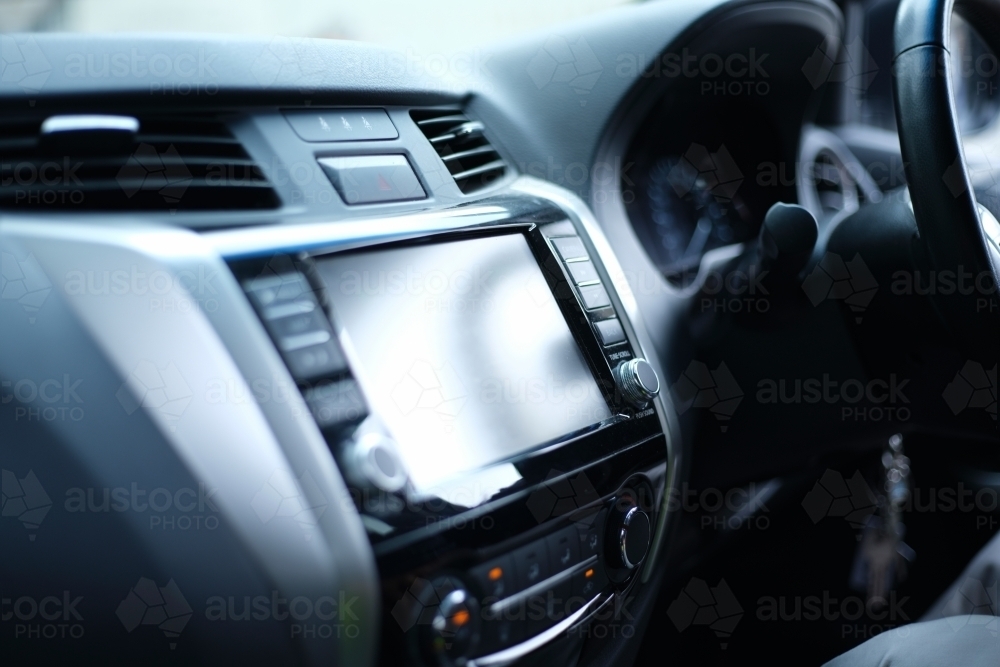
(344, 433), (408, 492)
(606, 501), (651, 570)
(614, 358), (660, 408)
(418, 577), (480, 666)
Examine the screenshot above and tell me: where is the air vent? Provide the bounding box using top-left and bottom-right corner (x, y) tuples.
(0, 114), (280, 211)
(410, 109), (506, 194)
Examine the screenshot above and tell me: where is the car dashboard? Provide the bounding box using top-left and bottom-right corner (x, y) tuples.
(2, 1), (997, 667)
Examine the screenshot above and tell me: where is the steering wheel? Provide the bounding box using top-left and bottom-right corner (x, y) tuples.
(893, 0), (1000, 347)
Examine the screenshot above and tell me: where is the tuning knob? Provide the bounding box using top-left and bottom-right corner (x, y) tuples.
(344, 433), (408, 492)
(614, 358), (660, 407)
(606, 502), (651, 570)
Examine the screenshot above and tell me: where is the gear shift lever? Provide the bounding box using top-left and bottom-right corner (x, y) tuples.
(691, 202), (819, 332)
(757, 202), (818, 277)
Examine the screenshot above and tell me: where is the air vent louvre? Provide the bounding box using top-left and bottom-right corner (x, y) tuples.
(0, 114), (280, 211)
(410, 109), (506, 194)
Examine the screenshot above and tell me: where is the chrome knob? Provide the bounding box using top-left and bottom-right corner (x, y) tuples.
(345, 433), (407, 492)
(608, 504), (651, 570)
(614, 358), (660, 407)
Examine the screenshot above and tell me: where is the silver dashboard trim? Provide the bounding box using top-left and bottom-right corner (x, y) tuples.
(204, 204), (510, 258)
(509, 176), (681, 584)
(203, 175), (681, 582)
(0, 215), (380, 667)
(487, 555), (598, 616)
(469, 593), (603, 667)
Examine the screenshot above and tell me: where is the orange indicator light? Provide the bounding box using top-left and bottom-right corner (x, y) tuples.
(584, 569), (594, 579)
(488, 567), (503, 581)
(452, 610), (470, 627)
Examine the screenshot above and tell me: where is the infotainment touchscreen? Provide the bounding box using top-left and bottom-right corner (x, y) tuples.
(317, 233), (612, 491)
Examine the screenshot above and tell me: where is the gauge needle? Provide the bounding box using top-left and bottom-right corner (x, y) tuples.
(683, 216), (713, 260)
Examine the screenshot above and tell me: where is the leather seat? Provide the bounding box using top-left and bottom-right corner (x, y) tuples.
(825, 532), (1000, 666)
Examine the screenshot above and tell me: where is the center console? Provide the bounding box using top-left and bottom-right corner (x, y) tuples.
(222, 190), (672, 666)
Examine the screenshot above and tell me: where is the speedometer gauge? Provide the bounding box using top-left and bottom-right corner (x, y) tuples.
(641, 153), (754, 279)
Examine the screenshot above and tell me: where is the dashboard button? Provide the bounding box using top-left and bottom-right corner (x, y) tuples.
(545, 527), (580, 572)
(577, 519), (601, 559)
(571, 562), (607, 601)
(245, 273), (313, 309)
(552, 237), (588, 262)
(547, 577), (574, 625)
(566, 259), (599, 285)
(470, 555), (516, 602)
(478, 610), (523, 657)
(303, 379), (366, 431)
(284, 109), (398, 142)
(318, 155), (426, 204)
(540, 220), (577, 238)
(594, 318), (626, 346)
(267, 308), (329, 339)
(283, 340), (347, 380)
(512, 540), (550, 591)
(578, 283), (611, 310)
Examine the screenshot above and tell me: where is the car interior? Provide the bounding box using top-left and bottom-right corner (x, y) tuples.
(2, 0), (998, 665)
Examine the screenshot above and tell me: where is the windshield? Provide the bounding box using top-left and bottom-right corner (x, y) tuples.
(1, 0), (634, 53)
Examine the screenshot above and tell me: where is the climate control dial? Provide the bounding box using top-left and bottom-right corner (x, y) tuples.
(419, 577), (480, 666)
(606, 501), (651, 570)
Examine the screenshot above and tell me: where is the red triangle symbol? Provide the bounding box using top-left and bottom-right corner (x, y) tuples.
(376, 174), (392, 191)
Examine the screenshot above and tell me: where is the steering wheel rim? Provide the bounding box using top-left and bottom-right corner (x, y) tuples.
(893, 0), (1000, 346)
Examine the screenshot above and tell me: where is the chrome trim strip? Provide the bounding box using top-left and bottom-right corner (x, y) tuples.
(469, 593), (603, 667)
(442, 145), (497, 162)
(488, 556), (598, 616)
(509, 176), (680, 585)
(451, 159), (507, 181)
(620, 506), (639, 569)
(203, 204), (510, 258)
(41, 114), (139, 134)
